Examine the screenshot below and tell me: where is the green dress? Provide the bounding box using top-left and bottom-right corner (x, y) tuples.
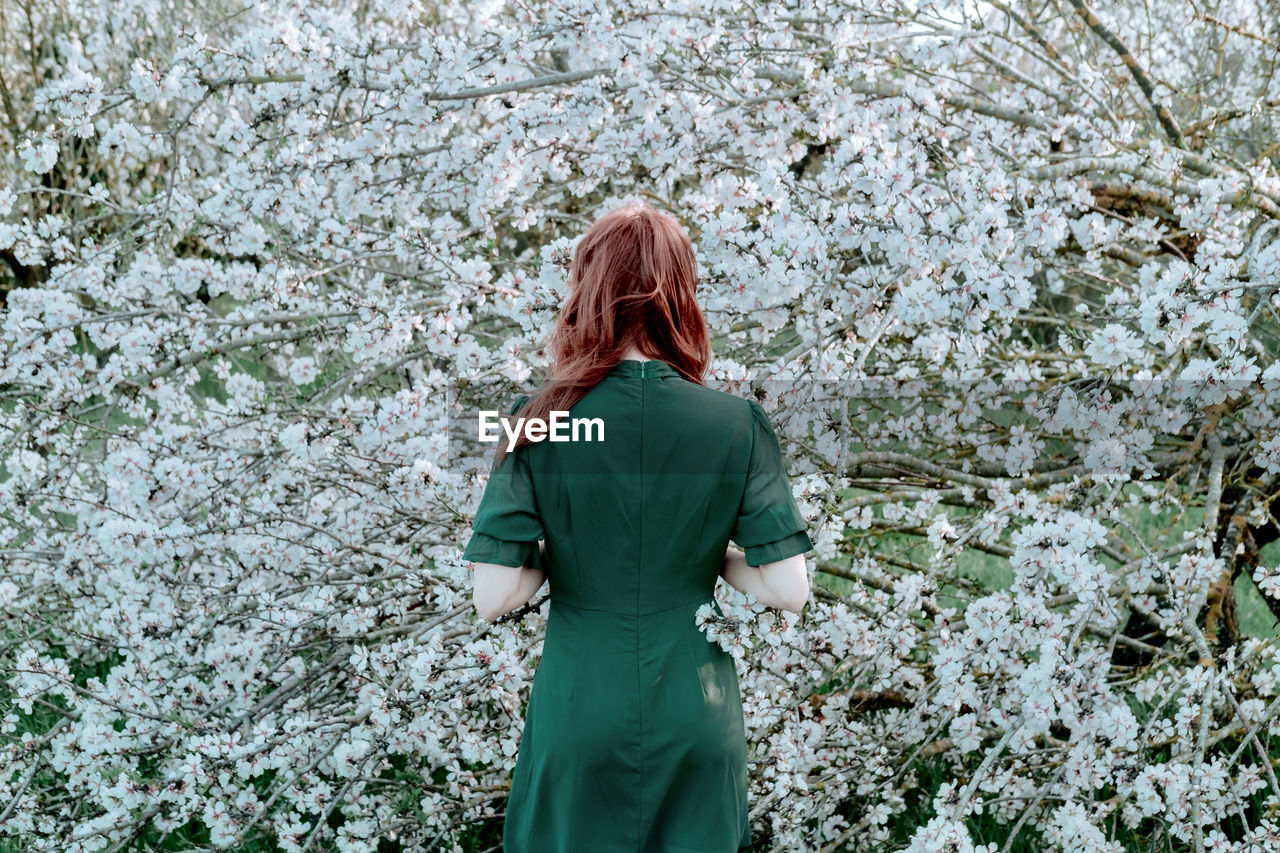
(461, 358), (814, 852)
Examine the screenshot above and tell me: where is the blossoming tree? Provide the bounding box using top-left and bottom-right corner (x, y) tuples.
(3, 0), (1280, 851)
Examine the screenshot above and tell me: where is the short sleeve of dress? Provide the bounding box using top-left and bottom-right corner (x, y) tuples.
(731, 399), (815, 566)
(460, 394), (546, 569)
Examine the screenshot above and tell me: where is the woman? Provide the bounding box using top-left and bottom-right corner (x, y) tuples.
(462, 200), (813, 852)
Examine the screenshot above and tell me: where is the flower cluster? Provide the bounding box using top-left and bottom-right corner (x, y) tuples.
(694, 592), (798, 660)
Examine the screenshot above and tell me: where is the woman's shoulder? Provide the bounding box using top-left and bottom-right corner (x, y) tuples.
(663, 377), (760, 422)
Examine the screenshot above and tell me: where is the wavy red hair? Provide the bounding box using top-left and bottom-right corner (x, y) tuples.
(494, 200), (712, 465)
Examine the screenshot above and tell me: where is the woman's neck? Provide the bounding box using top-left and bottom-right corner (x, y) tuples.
(620, 345), (652, 361)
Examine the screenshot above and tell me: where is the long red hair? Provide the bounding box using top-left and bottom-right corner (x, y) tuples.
(494, 200), (712, 465)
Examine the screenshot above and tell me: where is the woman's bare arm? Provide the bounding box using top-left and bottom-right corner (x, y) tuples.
(471, 542), (548, 621)
(719, 546), (809, 614)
